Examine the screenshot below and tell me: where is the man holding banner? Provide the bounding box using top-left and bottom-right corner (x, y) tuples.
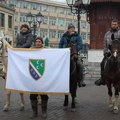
(30, 37), (48, 119)
(3, 24), (34, 111)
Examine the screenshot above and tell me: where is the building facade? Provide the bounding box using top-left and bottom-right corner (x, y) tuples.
(0, 2), (15, 45)
(6, 0), (90, 48)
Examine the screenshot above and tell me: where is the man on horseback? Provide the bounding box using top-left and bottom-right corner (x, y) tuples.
(95, 19), (120, 86)
(59, 23), (85, 87)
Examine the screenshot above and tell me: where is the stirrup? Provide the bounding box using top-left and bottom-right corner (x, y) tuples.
(3, 104), (10, 112)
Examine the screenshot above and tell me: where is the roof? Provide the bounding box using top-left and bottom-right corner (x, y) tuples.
(74, 0), (120, 7)
(91, 0), (120, 3)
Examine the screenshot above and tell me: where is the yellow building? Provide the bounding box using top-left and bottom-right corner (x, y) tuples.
(6, 0), (90, 48)
(0, 2), (15, 45)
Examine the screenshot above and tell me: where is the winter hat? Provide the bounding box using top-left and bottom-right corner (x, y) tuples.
(68, 23), (75, 29)
(35, 37), (43, 44)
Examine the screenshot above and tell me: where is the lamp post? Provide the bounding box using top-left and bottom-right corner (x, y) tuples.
(66, 0), (90, 34)
(26, 12), (44, 40)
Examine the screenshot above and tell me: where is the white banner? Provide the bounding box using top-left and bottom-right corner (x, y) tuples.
(6, 48), (70, 94)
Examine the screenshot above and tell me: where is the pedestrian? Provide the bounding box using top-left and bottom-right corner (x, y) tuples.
(3, 24), (34, 111)
(95, 19), (120, 86)
(59, 23), (85, 87)
(30, 37), (49, 119)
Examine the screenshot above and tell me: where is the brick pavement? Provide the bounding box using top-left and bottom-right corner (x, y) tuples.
(0, 77), (120, 120)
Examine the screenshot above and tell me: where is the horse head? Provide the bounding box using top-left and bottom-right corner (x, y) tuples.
(105, 39), (120, 73)
(70, 42), (78, 62)
(111, 39), (120, 58)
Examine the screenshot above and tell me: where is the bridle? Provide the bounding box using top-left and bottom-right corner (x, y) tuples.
(70, 42), (78, 75)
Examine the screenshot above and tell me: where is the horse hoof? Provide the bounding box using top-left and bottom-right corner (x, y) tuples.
(71, 108), (76, 112)
(63, 106), (68, 110)
(20, 104), (24, 111)
(3, 104), (9, 112)
(113, 106), (118, 114)
(108, 105), (113, 112)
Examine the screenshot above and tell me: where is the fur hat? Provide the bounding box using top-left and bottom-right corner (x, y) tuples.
(20, 24), (30, 30)
(68, 23), (75, 29)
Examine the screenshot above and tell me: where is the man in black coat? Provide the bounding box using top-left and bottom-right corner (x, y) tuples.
(16, 24), (34, 48)
(3, 24), (34, 112)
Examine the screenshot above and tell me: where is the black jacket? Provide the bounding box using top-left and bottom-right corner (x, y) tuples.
(16, 30), (34, 48)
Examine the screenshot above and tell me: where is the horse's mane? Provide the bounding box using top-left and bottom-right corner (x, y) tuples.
(111, 39), (120, 52)
(105, 39), (120, 74)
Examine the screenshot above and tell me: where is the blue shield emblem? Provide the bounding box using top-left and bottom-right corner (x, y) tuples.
(29, 59), (45, 80)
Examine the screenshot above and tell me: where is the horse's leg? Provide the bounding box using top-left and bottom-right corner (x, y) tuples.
(63, 95), (69, 109)
(71, 95), (76, 112)
(71, 81), (77, 112)
(3, 91), (11, 112)
(107, 84), (113, 111)
(19, 93), (24, 111)
(113, 88), (119, 114)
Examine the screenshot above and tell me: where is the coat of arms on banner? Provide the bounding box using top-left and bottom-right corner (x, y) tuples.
(29, 59), (45, 80)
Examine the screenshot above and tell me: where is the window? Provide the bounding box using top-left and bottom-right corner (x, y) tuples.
(66, 19), (72, 27)
(30, 3), (39, 10)
(49, 17), (56, 26)
(49, 6), (56, 13)
(15, 14), (18, 22)
(58, 31), (64, 39)
(87, 32), (90, 39)
(41, 5), (48, 12)
(73, 20), (77, 28)
(8, 15), (12, 28)
(81, 32), (87, 40)
(15, 27), (18, 35)
(57, 8), (64, 14)
(49, 30), (56, 38)
(81, 21), (86, 29)
(58, 18), (64, 26)
(40, 29), (48, 38)
(0, 13), (5, 27)
(20, 14), (26, 22)
(43, 16), (48, 24)
(66, 9), (72, 15)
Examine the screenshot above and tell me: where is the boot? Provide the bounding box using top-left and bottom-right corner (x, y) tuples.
(41, 100), (48, 118)
(19, 93), (24, 111)
(30, 100), (38, 119)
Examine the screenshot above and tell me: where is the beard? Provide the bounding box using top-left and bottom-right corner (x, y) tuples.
(111, 27), (118, 32)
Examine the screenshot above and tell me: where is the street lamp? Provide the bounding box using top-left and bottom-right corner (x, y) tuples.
(66, 0), (90, 34)
(26, 11), (44, 40)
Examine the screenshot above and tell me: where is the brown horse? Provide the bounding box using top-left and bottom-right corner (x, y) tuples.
(103, 39), (120, 114)
(63, 42), (78, 112)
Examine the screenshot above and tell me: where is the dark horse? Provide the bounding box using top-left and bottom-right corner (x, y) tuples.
(103, 39), (120, 114)
(63, 42), (79, 112)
